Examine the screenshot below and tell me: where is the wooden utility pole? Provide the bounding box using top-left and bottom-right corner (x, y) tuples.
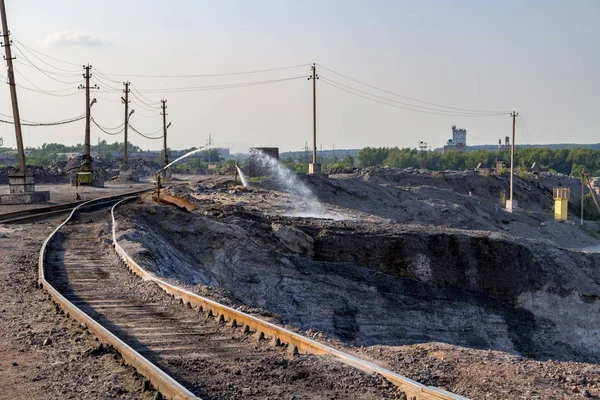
(507, 111), (518, 212)
(0, 0), (25, 174)
(78, 64), (98, 170)
(208, 133), (212, 164)
(122, 81), (130, 164)
(581, 172), (585, 226)
(308, 64), (320, 174)
(161, 99), (168, 172)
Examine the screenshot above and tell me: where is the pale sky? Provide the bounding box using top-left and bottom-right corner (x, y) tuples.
(1, 0), (598, 152)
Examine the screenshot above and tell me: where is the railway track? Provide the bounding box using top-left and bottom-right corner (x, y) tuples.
(38, 194), (468, 400)
(0, 189), (148, 224)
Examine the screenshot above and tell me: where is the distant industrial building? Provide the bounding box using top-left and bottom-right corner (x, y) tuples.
(498, 136), (512, 151)
(443, 125), (467, 153)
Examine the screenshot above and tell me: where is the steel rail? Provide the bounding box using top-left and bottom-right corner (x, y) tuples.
(38, 192), (200, 400)
(0, 200), (85, 224)
(0, 188), (151, 224)
(111, 199), (469, 400)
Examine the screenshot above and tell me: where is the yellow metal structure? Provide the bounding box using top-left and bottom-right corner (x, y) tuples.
(76, 172), (93, 185)
(553, 187), (570, 220)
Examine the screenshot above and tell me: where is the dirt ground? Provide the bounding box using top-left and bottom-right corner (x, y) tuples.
(0, 223), (158, 400)
(2, 168), (600, 399)
(45, 210), (403, 400)
(112, 171), (600, 400)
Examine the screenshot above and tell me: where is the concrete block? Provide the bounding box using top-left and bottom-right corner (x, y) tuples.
(505, 199), (518, 213)
(308, 163), (322, 175)
(8, 173), (36, 194)
(1, 191), (50, 204)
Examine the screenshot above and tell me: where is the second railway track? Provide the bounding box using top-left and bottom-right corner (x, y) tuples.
(42, 199), (406, 399)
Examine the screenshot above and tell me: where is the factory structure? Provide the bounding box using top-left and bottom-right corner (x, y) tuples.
(443, 125), (467, 153)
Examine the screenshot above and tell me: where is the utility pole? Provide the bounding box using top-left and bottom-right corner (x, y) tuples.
(78, 64), (98, 172)
(581, 171), (585, 226)
(308, 63), (320, 174)
(507, 111), (518, 212)
(0, 0), (25, 175)
(0, 0), (49, 202)
(161, 99), (168, 176)
(208, 133), (212, 164)
(122, 81), (130, 164)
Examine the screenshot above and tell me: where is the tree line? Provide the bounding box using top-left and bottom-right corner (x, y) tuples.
(357, 147), (600, 176)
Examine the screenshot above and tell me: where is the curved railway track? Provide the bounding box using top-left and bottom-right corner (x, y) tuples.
(38, 194), (468, 400)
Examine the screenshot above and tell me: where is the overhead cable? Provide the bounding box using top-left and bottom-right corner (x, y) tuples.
(93, 63), (311, 79)
(317, 63), (511, 114)
(12, 45), (83, 85)
(128, 124), (163, 139)
(321, 79), (508, 117)
(92, 118), (124, 135)
(10, 35), (81, 69)
(0, 114), (85, 126)
(320, 76), (508, 116)
(129, 76), (306, 94)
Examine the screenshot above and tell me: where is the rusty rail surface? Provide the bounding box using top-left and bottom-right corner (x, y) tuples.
(112, 199), (469, 400)
(38, 193), (200, 400)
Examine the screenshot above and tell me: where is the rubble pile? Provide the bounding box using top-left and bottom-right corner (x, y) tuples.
(0, 156), (162, 184)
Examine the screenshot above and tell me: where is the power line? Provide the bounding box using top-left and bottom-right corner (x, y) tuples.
(91, 73), (122, 91)
(130, 85), (160, 105)
(92, 118), (124, 135)
(13, 59), (81, 78)
(15, 81), (80, 97)
(518, 115), (535, 144)
(129, 93), (162, 112)
(130, 76), (306, 94)
(10, 34), (81, 69)
(12, 45), (83, 84)
(321, 79), (508, 117)
(128, 124), (163, 139)
(92, 68), (123, 84)
(317, 63), (510, 114)
(0, 114), (85, 126)
(130, 88), (161, 108)
(321, 76), (507, 116)
(95, 63), (311, 78)
(95, 93), (123, 103)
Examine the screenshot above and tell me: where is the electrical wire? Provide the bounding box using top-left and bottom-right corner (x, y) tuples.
(130, 89), (160, 110)
(94, 63), (311, 79)
(518, 115), (535, 144)
(16, 82), (80, 97)
(128, 124), (163, 139)
(91, 73), (122, 91)
(130, 76), (306, 94)
(317, 63), (511, 114)
(95, 93), (123, 103)
(10, 34), (81, 69)
(92, 68), (124, 84)
(13, 67), (77, 97)
(13, 59), (81, 78)
(92, 118), (124, 135)
(0, 114), (85, 126)
(129, 94), (163, 112)
(130, 85), (160, 105)
(321, 76), (507, 116)
(12, 45), (83, 85)
(130, 110), (161, 118)
(320, 79), (508, 117)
